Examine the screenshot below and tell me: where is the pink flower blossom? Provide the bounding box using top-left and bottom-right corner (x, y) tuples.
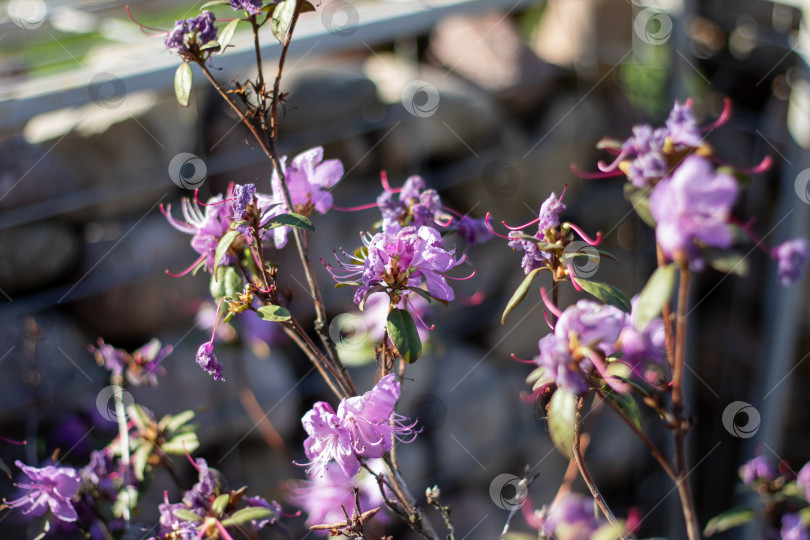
(5, 461), (80, 522)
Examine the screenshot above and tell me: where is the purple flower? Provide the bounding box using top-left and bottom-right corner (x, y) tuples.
(196, 342), (224, 381)
(288, 459), (388, 533)
(543, 494), (603, 539)
(5, 461), (80, 522)
(268, 147), (343, 248)
(231, 183), (257, 235)
(781, 513), (809, 540)
(244, 496), (281, 531)
(533, 334), (590, 395)
(376, 175), (451, 232)
(301, 402), (359, 478)
(773, 238), (808, 286)
(454, 215), (492, 245)
(88, 339), (126, 379)
(183, 458), (220, 510)
(740, 456), (778, 486)
(361, 292), (432, 344)
(162, 194), (233, 273)
(649, 155), (738, 267)
(337, 374), (417, 458)
(165, 20), (189, 53)
(555, 300), (626, 352)
(621, 125), (669, 188)
(190, 11), (217, 44)
(665, 101), (703, 147)
(158, 500), (201, 539)
(229, 0), (263, 15)
(508, 192), (566, 274)
(327, 225), (464, 306)
(300, 376), (418, 477)
(796, 462), (810, 501)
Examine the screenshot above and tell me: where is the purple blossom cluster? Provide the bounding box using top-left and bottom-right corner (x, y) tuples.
(300, 374), (418, 477)
(507, 191), (566, 275)
(228, 0), (264, 15)
(540, 493), (616, 540)
(89, 338), (172, 386)
(165, 11), (217, 55)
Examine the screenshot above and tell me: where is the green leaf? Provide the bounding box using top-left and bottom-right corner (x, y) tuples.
(264, 212), (314, 231)
(199, 40), (220, 51)
(502, 268), (542, 324)
(577, 280), (632, 313)
(200, 0), (231, 9)
(634, 264), (677, 331)
(257, 305), (291, 322)
(132, 442), (153, 481)
(623, 184), (656, 228)
(547, 389), (577, 459)
(591, 522), (626, 540)
(213, 230), (239, 279)
(212, 493), (230, 517)
(113, 485), (138, 519)
(603, 388), (641, 429)
(210, 267), (241, 302)
(160, 410), (196, 433)
(221, 506), (276, 527)
(217, 18), (241, 53)
(174, 508), (204, 522)
(704, 507), (755, 536)
(174, 63), (193, 107)
(162, 432), (200, 454)
(300, 1), (317, 14)
(128, 404), (153, 430)
(271, 0), (296, 43)
(387, 308), (422, 364)
(705, 249), (749, 277)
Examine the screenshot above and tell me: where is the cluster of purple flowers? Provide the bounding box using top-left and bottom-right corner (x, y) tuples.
(538, 493), (623, 540)
(165, 11), (218, 55)
(506, 191), (566, 275)
(529, 298), (667, 396)
(228, 0), (264, 15)
(89, 338), (172, 386)
(299, 374), (417, 478)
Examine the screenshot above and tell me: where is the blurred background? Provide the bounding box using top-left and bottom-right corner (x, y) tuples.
(0, 0), (809, 538)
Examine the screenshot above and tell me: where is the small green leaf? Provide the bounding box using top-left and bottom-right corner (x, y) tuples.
(217, 18), (241, 53)
(213, 230), (239, 279)
(264, 212), (314, 231)
(387, 308), (422, 364)
(174, 63), (193, 107)
(257, 305), (291, 322)
(162, 432), (200, 454)
(174, 508), (204, 522)
(577, 280), (632, 313)
(133, 442), (153, 481)
(199, 40), (220, 51)
(502, 268), (542, 324)
(271, 0), (296, 43)
(160, 410), (196, 433)
(634, 264), (677, 331)
(200, 0), (231, 9)
(212, 493), (230, 517)
(128, 404), (153, 430)
(547, 389), (578, 459)
(623, 184), (656, 228)
(705, 249), (749, 277)
(210, 267), (241, 302)
(704, 507), (755, 536)
(603, 388), (641, 429)
(221, 506), (276, 527)
(591, 522), (626, 540)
